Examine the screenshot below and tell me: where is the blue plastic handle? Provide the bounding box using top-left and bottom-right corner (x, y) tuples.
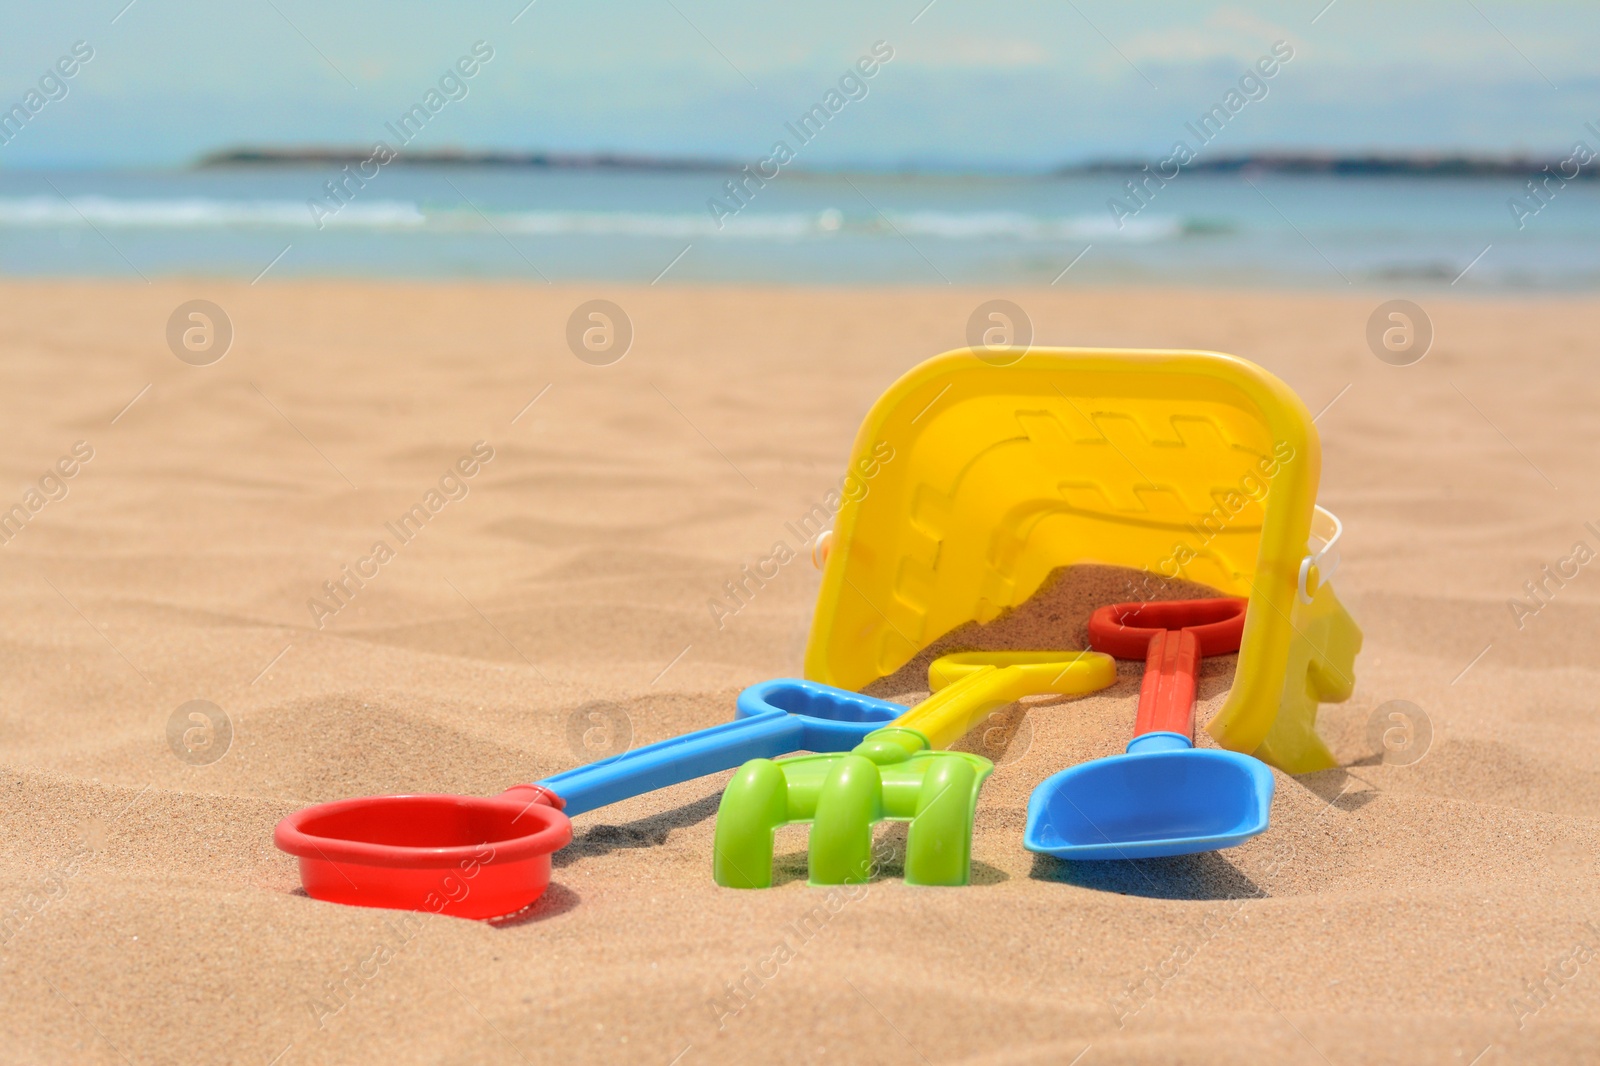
(535, 679), (904, 817)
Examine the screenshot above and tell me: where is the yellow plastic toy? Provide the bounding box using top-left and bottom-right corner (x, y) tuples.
(805, 347), (1361, 774)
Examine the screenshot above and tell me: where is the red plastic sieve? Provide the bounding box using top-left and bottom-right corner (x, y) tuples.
(273, 791), (571, 920)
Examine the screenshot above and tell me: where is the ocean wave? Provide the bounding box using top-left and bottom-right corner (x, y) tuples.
(0, 196), (424, 228)
(887, 210), (1182, 242)
(498, 209), (817, 238)
(0, 196), (1186, 241)
(499, 208), (1183, 241)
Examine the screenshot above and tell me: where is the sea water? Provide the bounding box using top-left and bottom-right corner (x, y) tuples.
(1, 166), (1595, 289)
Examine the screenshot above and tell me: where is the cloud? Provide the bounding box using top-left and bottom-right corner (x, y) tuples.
(1121, 6), (1295, 65)
(897, 35), (1051, 68)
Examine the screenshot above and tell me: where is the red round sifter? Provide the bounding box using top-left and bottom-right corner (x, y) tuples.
(273, 792), (572, 920)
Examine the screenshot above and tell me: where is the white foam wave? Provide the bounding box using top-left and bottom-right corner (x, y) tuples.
(888, 210), (1182, 242)
(499, 209), (818, 238)
(0, 196), (1184, 241)
(0, 195), (424, 228)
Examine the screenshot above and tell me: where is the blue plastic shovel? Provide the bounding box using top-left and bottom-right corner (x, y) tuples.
(512, 679), (906, 816)
(1024, 598), (1275, 861)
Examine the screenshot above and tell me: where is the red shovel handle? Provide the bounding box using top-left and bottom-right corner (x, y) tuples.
(1087, 597), (1248, 741)
(1136, 628), (1199, 736)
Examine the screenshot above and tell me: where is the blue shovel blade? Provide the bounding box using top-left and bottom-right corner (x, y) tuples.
(1024, 745), (1275, 860)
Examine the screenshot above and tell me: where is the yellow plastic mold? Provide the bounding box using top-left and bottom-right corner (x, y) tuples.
(804, 347), (1362, 774)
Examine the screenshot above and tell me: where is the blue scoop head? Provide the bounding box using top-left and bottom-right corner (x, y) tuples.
(1024, 733), (1275, 860)
(735, 679), (905, 749)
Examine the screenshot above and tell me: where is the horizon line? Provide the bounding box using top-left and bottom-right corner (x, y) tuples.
(185, 146), (1600, 180)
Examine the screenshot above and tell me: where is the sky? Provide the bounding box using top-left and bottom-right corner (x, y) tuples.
(0, 0), (1595, 171)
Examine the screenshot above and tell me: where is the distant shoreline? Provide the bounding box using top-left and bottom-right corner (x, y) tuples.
(194, 146), (1591, 179)
(1070, 152), (1596, 179)
(195, 148), (733, 172)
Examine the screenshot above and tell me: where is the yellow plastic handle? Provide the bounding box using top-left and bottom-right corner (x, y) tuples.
(892, 650), (1116, 751)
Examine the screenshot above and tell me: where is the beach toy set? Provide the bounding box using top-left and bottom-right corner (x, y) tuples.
(276, 347), (1361, 916)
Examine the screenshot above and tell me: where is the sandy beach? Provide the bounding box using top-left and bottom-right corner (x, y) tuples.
(1, 280), (1596, 1064)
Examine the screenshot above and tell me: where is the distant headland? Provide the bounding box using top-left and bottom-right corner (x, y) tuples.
(1067, 152), (1597, 179)
(195, 147), (732, 171)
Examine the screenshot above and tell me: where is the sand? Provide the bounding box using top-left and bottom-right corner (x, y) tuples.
(0, 281), (1596, 1064)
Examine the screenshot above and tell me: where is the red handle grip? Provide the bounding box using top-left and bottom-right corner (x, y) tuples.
(1086, 597), (1248, 659)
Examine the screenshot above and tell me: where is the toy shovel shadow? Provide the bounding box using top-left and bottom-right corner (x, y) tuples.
(1025, 599), (1275, 861)
(715, 650), (1116, 888)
